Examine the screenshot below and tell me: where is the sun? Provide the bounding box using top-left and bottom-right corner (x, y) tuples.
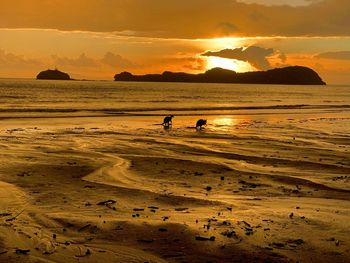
(206, 57), (238, 71)
(205, 56), (254, 72)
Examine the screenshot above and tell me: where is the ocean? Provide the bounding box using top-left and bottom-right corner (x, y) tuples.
(0, 79), (349, 133)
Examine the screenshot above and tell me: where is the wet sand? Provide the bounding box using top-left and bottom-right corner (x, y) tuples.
(0, 114), (349, 263)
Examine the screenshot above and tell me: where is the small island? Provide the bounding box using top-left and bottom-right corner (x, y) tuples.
(114, 66), (326, 85)
(36, 69), (71, 80)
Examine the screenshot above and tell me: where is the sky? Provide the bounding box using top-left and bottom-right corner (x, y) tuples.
(0, 0), (350, 84)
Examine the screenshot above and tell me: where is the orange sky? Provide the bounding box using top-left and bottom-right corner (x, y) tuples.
(0, 0), (350, 84)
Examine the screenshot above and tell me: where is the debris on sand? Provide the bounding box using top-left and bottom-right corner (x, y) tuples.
(239, 180), (260, 189)
(238, 221), (254, 235)
(96, 200), (117, 210)
(15, 249), (30, 255)
(221, 230), (237, 238)
(133, 208), (145, 211)
(242, 221), (251, 227)
(17, 172), (30, 177)
(205, 186), (212, 191)
(6, 210), (25, 222)
(289, 213), (294, 219)
(325, 237), (341, 246)
(75, 249), (91, 257)
(0, 213), (12, 217)
(220, 220), (231, 226)
(245, 227), (254, 236)
(148, 206), (159, 210)
(270, 242), (285, 249)
(195, 235), (215, 241)
(175, 207), (188, 212)
(287, 239), (304, 246)
(78, 224), (92, 232)
(97, 200), (116, 206)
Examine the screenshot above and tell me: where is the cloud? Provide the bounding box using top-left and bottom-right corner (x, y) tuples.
(51, 52), (134, 69)
(52, 53), (97, 68)
(0, 49), (40, 68)
(236, 0), (322, 6)
(315, 51), (350, 60)
(101, 52), (134, 68)
(277, 52), (287, 63)
(215, 23), (239, 35)
(202, 46), (275, 70)
(0, 0), (349, 38)
(183, 57), (206, 71)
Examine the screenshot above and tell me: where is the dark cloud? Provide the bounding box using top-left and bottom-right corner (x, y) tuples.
(202, 46), (274, 70)
(315, 51), (350, 60)
(0, 0), (349, 38)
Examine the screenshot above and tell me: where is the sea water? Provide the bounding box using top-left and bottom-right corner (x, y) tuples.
(0, 79), (349, 134)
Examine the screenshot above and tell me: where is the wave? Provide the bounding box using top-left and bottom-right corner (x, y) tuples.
(0, 104), (349, 114)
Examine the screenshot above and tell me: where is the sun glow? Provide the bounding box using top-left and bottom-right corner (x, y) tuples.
(213, 117), (238, 127)
(206, 57), (238, 71)
(206, 56), (254, 72)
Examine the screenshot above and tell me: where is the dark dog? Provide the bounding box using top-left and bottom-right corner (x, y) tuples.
(162, 115), (174, 127)
(196, 119), (207, 129)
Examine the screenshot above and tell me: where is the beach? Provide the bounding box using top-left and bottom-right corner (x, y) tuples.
(0, 80), (349, 262)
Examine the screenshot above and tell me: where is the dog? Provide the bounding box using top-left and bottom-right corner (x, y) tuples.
(162, 115), (174, 127)
(196, 119), (207, 129)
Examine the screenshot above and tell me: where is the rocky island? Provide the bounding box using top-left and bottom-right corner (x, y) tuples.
(36, 69), (71, 80)
(114, 66), (326, 85)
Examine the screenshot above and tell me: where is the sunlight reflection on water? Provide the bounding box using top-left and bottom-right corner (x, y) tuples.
(212, 117), (239, 131)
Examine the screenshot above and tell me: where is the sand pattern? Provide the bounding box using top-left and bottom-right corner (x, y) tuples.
(0, 115), (349, 262)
